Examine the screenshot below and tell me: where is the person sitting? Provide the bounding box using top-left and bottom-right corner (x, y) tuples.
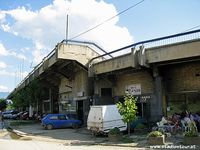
(184, 114), (192, 125)
(171, 113), (181, 132)
(157, 116), (174, 132)
(183, 112), (198, 132)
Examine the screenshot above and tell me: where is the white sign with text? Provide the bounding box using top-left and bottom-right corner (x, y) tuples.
(126, 84), (141, 95)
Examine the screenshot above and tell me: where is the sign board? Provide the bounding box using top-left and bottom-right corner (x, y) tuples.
(126, 84), (141, 95)
(77, 91), (84, 97)
(138, 95), (151, 103)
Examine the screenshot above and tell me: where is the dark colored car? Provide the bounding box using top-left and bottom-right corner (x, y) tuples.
(41, 114), (82, 130)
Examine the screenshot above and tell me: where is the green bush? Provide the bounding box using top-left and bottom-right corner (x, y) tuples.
(184, 122), (198, 137)
(10, 120), (37, 126)
(109, 127), (121, 135)
(135, 123), (146, 129)
(184, 130), (198, 137)
(148, 131), (163, 137)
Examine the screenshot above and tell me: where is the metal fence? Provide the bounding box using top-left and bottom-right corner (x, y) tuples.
(90, 29), (200, 64)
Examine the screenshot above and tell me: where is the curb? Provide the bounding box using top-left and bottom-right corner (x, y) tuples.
(8, 127), (151, 149)
(69, 140), (150, 148)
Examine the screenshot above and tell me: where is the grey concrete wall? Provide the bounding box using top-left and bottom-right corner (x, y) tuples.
(93, 53), (136, 74)
(162, 62), (200, 93)
(58, 69), (89, 102)
(146, 40), (200, 63)
(57, 43), (102, 66)
(114, 70), (154, 96)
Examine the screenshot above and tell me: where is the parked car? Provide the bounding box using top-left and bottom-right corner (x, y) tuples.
(11, 111), (23, 120)
(12, 110), (20, 119)
(2, 111), (12, 119)
(41, 114), (82, 130)
(3, 110), (19, 119)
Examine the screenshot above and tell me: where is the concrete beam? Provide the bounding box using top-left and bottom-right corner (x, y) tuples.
(92, 53), (137, 75)
(146, 39), (200, 64)
(57, 43), (101, 66)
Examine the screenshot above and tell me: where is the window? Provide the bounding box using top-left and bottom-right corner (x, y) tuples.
(49, 115), (58, 120)
(59, 115), (67, 120)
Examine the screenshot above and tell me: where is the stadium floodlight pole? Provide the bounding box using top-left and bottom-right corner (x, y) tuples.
(66, 14), (69, 43)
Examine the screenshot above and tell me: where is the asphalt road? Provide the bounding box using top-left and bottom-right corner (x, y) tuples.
(0, 120), (151, 150)
(0, 139), (147, 150)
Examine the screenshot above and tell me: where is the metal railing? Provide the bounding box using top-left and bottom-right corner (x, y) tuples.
(89, 29), (200, 65)
(61, 39), (113, 58)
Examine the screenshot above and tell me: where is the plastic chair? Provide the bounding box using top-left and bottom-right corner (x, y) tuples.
(157, 122), (166, 132)
(181, 120), (189, 132)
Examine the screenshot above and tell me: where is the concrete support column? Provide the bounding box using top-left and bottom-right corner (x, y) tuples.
(49, 88), (52, 113)
(150, 67), (163, 122)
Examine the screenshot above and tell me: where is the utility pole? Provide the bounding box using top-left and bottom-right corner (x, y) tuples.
(66, 14), (69, 43)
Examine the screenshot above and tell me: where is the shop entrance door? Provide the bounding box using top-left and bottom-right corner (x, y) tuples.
(77, 100), (83, 122)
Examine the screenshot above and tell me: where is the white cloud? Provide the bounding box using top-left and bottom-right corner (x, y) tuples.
(20, 47), (30, 52)
(0, 11), (6, 23)
(0, 69), (28, 78)
(1, 24), (10, 32)
(1, 0), (133, 63)
(0, 85), (9, 92)
(0, 43), (27, 60)
(0, 43), (8, 56)
(33, 42), (47, 62)
(0, 61), (7, 69)
(10, 51), (27, 60)
(0, 70), (15, 76)
(0, 12), (5, 20)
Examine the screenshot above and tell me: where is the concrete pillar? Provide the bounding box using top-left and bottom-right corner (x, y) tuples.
(49, 88), (52, 113)
(150, 67), (163, 122)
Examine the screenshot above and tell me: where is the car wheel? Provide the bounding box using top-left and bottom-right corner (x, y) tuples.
(72, 124), (78, 129)
(46, 124), (53, 130)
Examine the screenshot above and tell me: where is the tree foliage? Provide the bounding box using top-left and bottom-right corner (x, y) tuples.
(12, 79), (43, 110)
(116, 91), (138, 137)
(0, 99), (7, 111)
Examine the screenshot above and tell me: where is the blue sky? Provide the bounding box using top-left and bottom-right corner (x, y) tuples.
(0, 0), (200, 92)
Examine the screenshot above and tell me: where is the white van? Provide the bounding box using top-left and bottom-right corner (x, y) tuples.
(87, 105), (127, 134)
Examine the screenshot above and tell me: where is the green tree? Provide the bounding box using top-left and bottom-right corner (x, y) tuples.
(0, 99), (7, 111)
(116, 92), (138, 137)
(12, 78), (43, 111)
(12, 90), (26, 109)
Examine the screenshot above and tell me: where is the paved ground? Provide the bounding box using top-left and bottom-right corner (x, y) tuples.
(0, 139), (149, 150)
(1, 120), (151, 149)
(13, 122), (95, 142)
(0, 122), (151, 150)
(1, 120), (200, 150)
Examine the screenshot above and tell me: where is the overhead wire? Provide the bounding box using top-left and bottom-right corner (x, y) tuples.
(69, 0), (145, 40)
